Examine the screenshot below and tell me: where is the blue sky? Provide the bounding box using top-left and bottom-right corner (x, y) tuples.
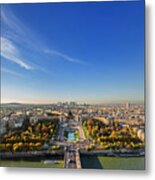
(1, 1), (144, 104)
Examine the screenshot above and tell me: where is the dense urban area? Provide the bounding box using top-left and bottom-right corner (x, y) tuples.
(0, 102), (145, 169)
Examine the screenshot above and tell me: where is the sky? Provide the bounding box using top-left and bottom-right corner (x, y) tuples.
(0, 0), (145, 104)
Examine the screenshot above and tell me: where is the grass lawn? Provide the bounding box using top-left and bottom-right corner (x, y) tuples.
(81, 155), (145, 170)
(0, 160), (64, 168)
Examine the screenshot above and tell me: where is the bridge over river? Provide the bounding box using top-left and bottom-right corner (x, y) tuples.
(64, 145), (81, 169)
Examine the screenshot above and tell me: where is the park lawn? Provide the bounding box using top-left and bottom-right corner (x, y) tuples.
(81, 155), (145, 170)
(98, 156), (145, 170)
(0, 160), (64, 168)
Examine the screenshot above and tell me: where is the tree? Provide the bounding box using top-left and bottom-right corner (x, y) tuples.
(100, 128), (104, 134)
(23, 116), (30, 131)
(97, 137), (101, 144)
(6, 121), (10, 132)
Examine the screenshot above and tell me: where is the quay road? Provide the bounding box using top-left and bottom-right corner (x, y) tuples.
(0, 150), (63, 159)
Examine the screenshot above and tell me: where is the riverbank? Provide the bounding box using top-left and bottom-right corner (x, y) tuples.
(0, 160), (64, 168)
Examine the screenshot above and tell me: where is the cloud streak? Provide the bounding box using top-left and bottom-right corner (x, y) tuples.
(1, 7), (41, 51)
(1, 6), (87, 72)
(44, 49), (86, 65)
(1, 37), (33, 70)
(1, 67), (24, 77)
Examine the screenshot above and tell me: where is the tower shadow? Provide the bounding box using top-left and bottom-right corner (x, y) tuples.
(80, 155), (103, 169)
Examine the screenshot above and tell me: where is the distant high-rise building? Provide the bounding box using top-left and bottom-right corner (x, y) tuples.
(126, 102), (130, 109)
(70, 101), (77, 106)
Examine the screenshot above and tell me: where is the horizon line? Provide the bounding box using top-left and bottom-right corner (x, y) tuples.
(1, 99), (144, 105)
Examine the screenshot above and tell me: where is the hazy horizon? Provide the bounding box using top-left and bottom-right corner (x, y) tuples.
(1, 97), (144, 105)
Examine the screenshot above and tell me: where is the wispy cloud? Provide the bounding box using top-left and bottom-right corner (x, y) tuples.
(1, 37), (33, 70)
(1, 8), (41, 51)
(1, 6), (86, 71)
(1, 67), (24, 77)
(44, 49), (86, 65)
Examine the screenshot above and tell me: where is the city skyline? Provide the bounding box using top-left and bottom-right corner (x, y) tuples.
(1, 1), (145, 104)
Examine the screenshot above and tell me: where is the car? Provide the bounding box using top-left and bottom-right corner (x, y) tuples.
(69, 159), (76, 164)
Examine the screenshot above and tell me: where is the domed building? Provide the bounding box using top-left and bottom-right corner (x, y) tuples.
(67, 110), (74, 119)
